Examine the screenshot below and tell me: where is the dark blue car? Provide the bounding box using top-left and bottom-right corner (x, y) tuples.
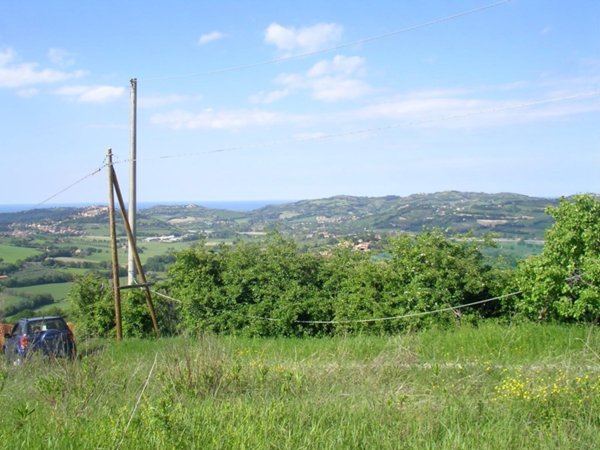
(3, 316), (76, 364)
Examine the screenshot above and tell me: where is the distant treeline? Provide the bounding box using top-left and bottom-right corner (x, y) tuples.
(71, 230), (509, 337)
(0, 293), (54, 318)
(1, 271), (74, 288)
(68, 195), (600, 338)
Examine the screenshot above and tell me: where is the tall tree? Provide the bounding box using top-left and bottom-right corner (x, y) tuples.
(517, 195), (600, 322)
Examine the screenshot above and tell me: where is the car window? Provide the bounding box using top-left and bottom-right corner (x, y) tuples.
(28, 319), (67, 332)
(43, 319), (66, 331)
(12, 323), (22, 335)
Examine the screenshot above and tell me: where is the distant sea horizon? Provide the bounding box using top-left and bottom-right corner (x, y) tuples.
(0, 191), (578, 214)
(0, 200), (294, 213)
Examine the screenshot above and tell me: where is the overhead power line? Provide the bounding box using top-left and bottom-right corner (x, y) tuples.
(112, 90), (600, 164)
(142, 0), (512, 81)
(28, 89), (600, 208)
(32, 159), (109, 209)
(284, 292), (522, 324)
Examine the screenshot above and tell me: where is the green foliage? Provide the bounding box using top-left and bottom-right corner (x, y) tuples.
(121, 290), (153, 338)
(388, 230), (490, 309)
(121, 289), (180, 338)
(167, 234), (327, 336)
(322, 246), (387, 333)
(1, 269), (73, 288)
(0, 293), (54, 318)
(166, 231), (498, 336)
(517, 195), (600, 322)
(0, 324), (598, 449)
(9, 308), (36, 321)
(144, 253), (176, 272)
(62, 197), (600, 337)
(68, 273), (114, 337)
(0, 261), (21, 274)
(68, 273), (180, 339)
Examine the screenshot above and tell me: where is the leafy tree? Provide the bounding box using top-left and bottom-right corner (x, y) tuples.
(517, 195), (600, 322)
(381, 229), (494, 330)
(68, 273), (114, 337)
(39, 305), (67, 318)
(166, 234), (327, 336)
(220, 233), (324, 336)
(165, 230), (498, 336)
(320, 245), (389, 333)
(121, 288), (180, 337)
(69, 273), (179, 338)
(144, 253), (176, 272)
(166, 242), (224, 333)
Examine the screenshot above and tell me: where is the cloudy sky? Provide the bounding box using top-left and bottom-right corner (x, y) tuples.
(1, 0), (599, 205)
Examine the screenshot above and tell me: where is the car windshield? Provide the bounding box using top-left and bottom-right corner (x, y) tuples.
(27, 319), (67, 333)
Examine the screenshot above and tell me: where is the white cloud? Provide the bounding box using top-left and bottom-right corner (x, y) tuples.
(265, 23), (343, 54)
(0, 48), (16, 66)
(307, 55), (365, 78)
(16, 88), (39, 98)
(55, 85), (125, 103)
(198, 31), (226, 45)
(139, 94), (198, 108)
(274, 73), (305, 89)
(160, 74), (600, 134)
(358, 94), (482, 119)
(292, 131), (329, 140)
(48, 48), (75, 67)
(249, 89), (290, 104)
(351, 88), (600, 129)
(151, 109), (289, 130)
(0, 48), (85, 88)
(260, 54), (371, 102)
(311, 77), (371, 101)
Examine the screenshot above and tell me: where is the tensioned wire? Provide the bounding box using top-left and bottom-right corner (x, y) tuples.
(32, 89), (600, 208)
(115, 90), (600, 163)
(151, 290), (522, 324)
(32, 158), (110, 209)
(22, 0), (575, 206)
(140, 0), (513, 81)
(148, 270), (599, 324)
(150, 269), (598, 324)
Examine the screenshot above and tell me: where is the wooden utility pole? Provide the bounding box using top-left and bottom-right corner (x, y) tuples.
(127, 78), (138, 285)
(107, 148), (123, 341)
(112, 167), (160, 337)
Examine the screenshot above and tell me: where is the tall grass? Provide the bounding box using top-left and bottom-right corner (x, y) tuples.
(0, 322), (598, 449)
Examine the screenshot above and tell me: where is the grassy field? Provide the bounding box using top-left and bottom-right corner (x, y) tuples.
(482, 239), (544, 266)
(9, 282), (74, 300)
(0, 243), (41, 264)
(57, 239), (191, 265)
(0, 290), (21, 306)
(0, 322), (597, 449)
(0, 282), (74, 319)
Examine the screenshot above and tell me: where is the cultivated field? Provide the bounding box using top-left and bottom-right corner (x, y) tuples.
(0, 322), (598, 449)
(0, 244), (41, 264)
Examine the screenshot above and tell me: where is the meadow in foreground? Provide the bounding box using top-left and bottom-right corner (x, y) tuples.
(0, 322), (598, 449)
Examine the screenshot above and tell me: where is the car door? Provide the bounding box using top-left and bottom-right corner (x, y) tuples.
(3, 322), (22, 361)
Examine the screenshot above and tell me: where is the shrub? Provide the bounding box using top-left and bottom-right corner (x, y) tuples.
(517, 195), (600, 322)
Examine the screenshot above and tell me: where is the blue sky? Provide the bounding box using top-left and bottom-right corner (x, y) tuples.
(1, 0), (599, 205)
